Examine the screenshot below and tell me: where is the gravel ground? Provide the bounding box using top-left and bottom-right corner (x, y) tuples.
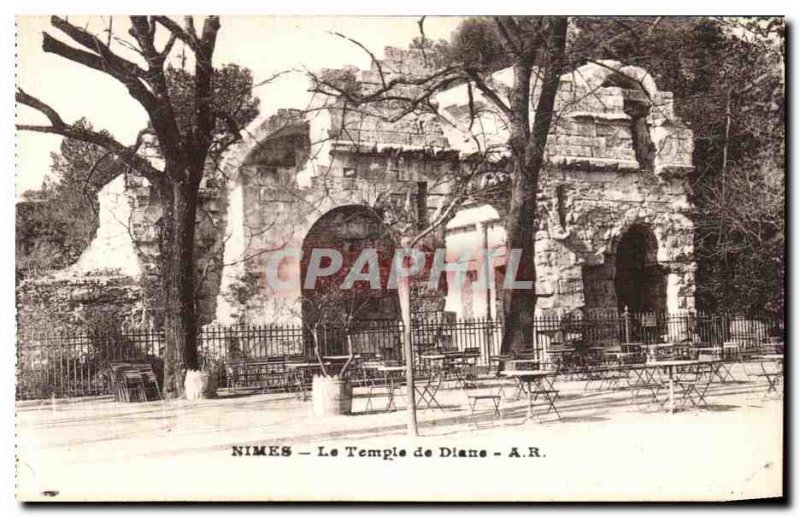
(16, 363), (783, 501)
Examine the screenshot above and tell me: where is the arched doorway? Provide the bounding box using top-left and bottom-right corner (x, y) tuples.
(300, 205), (399, 355)
(614, 224), (666, 313)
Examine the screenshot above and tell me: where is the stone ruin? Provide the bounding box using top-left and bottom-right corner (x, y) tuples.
(17, 47), (696, 333)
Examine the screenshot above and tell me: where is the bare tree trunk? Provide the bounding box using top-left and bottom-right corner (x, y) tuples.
(500, 18), (568, 358)
(162, 180), (201, 398)
(501, 146), (538, 356)
(398, 273), (418, 437)
(339, 324), (356, 377)
(311, 324), (329, 377)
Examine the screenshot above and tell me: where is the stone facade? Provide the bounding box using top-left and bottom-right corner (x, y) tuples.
(215, 51), (695, 324)
(17, 48), (696, 332)
(215, 107), (459, 324)
(124, 174), (229, 326)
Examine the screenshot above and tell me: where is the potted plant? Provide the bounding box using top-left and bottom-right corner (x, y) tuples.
(300, 276), (384, 418)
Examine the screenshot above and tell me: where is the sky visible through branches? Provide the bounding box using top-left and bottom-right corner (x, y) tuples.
(16, 16), (463, 196)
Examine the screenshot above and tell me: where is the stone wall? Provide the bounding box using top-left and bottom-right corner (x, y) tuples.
(18, 49), (696, 333)
(534, 168), (695, 316)
(212, 52), (696, 325)
(17, 274), (143, 333)
(225, 144), (458, 325)
(122, 174), (229, 326)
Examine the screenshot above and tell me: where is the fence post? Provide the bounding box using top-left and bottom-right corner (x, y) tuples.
(623, 306), (630, 344)
(484, 316), (493, 367)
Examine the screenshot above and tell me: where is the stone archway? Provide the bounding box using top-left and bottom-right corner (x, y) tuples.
(300, 205), (400, 329)
(614, 224), (666, 313)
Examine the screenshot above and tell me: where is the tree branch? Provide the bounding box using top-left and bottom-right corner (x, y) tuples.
(465, 69), (511, 117)
(50, 16), (148, 79)
(494, 16), (523, 57)
(308, 65), (461, 121)
(16, 88), (65, 127)
(416, 16), (428, 66)
(330, 31), (388, 90)
(129, 16), (159, 61)
(152, 16), (202, 56)
(42, 17), (188, 160)
(17, 89), (164, 186)
(42, 32), (155, 111)
(190, 16), (221, 181)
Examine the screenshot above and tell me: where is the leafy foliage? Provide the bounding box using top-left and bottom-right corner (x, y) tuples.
(16, 118), (124, 279)
(441, 17), (509, 72)
(153, 64), (261, 167)
(222, 271), (262, 326)
(317, 68), (362, 99)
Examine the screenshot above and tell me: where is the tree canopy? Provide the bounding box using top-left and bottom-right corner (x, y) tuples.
(16, 16), (262, 397)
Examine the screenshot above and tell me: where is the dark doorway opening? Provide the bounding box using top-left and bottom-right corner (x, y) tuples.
(614, 224), (666, 313)
(300, 205), (399, 355)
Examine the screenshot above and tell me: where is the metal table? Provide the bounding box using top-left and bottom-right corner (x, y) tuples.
(501, 370), (560, 420)
(645, 360), (699, 412)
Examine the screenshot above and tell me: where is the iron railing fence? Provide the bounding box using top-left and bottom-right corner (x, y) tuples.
(17, 311), (783, 400)
(16, 326), (166, 400)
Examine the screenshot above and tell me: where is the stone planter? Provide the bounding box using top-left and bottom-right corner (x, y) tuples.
(184, 369), (217, 400)
(311, 375), (352, 417)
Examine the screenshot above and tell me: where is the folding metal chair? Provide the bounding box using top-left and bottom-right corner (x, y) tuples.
(415, 371), (444, 411)
(629, 366), (663, 406)
(710, 361), (737, 383)
(755, 359), (783, 396)
(119, 367), (147, 402)
(383, 369), (406, 412)
(285, 355), (311, 400)
(530, 376), (561, 419)
(467, 392), (501, 428)
(674, 362), (713, 409)
(743, 358), (782, 396)
(264, 356), (288, 393)
(459, 363), (480, 390)
(132, 363), (162, 401)
(109, 362), (132, 402)
(225, 359), (245, 390)
(363, 373), (381, 412)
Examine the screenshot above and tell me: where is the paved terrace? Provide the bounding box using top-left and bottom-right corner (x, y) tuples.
(16, 363), (783, 501)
